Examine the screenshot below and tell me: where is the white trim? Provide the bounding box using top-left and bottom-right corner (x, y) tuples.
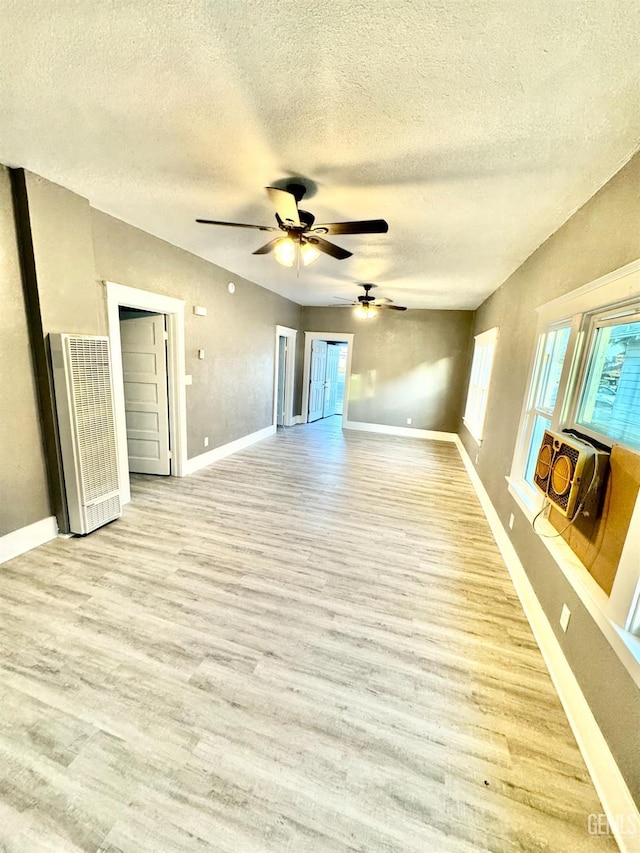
(105, 281), (187, 505)
(184, 425), (275, 475)
(301, 332), (354, 424)
(273, 325), (298, 427)
(343, 420), (457, 442)
(0, 516), (58, 564)
(609, 489), (640, 635)
(506, 475), (542, 522)
(537, 259), (640, 321)
(455, 437), (640, 853)
(462, 326), (498, 444)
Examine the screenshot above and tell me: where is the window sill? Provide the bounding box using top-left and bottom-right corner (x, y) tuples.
(462, 420), (482, 446)
(506, 476), (541, 521)
(506, 478), (640, 687)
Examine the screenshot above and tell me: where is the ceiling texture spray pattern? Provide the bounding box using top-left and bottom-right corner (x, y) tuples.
(1, 1), (639, 308)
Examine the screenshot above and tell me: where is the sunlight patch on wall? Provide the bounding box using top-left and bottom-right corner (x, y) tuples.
(349, 370), (378, 400)
(350, 358), (454, 410)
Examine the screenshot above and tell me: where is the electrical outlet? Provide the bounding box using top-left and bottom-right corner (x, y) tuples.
(198, 349), (205, 360)
(508, 513), (515, 530)
(560, 604), (571, 632)
(406, 418), (412, 425)
(204, 436), (209, 448)
(475, 454), (479, 464)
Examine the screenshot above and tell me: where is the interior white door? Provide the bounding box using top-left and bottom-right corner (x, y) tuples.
(323, 343), (341, 417)
(277, 336), (287, 426)
(308, 339), (328, 422)
(120, 313), (171, 475)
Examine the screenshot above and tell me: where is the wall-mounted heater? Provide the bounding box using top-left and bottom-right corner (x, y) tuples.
(49, 333), (121, 534)
(533, 429), (609, 519)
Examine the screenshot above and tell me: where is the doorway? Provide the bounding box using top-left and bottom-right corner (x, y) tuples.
(106, 281), (187, 505)
(307, 341), (348, 422)
(301, 332), (354, 424)
(119, 308), (171, 475)
(273, 325), (297, 427)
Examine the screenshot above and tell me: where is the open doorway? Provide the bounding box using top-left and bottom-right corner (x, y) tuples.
(301, 332), (354, 424)
(273, 325), (298, 428)
(106, 281), (187, 505)
(307, 341), (348, 421)
(119, 308), (171, 475)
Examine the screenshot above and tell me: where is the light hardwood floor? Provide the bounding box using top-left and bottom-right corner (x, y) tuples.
(0, 417), (618, 852)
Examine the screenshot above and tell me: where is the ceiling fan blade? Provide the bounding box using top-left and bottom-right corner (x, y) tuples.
(372, 298), (393, 305)
(266, 187), (300, 227)
(309, 237), (352, 260)
(333, 296), (356, 302)
(313, 219), (389, 235)
(196, 219), (277, 231)
(252, 238), (284, 255)
(384, 304), (407, 311)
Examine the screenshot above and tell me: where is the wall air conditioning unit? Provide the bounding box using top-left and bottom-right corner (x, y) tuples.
(49, 333), (121, 535)
(533, 429), (609, 519)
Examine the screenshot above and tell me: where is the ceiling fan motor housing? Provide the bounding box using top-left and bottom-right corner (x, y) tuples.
(285, 182), (307, 203)
(296, 210), (315, 230)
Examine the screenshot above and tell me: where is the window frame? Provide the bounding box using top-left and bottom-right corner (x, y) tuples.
(463, 326), (498, 445)
(568, 306), (640, 451)
(513, 320), (575, 510)
(506, 259), (640, 672)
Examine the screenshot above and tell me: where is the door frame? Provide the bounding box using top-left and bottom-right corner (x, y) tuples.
(273, 325), (298, 427)
(301, 332), (354, 424)
(105, 281), (187, 504)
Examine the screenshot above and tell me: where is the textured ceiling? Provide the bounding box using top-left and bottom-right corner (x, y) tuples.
(1, 1), (639, 309)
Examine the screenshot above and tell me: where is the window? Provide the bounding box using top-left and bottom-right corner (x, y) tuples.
(522, 324), (571, 491)
(507, 260), (640, 660)
(463, 327), (498, 444)
(510, 301), (640, 512)
(575, 313), (640, 450)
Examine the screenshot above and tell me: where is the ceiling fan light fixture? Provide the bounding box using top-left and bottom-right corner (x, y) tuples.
(273, 237), (296, 267)
(354, 303), (378, 320)
(300, 241), (321, 266)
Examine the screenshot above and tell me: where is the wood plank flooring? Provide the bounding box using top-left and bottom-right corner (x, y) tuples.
(0, 417), (617, 851)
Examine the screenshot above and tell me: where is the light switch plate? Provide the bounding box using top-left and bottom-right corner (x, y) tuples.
(193, 305), (207, 316)
(560, 604), (571, 632)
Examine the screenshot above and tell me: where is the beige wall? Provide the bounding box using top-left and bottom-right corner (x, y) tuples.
(91, 211), (302, 457)
(25, 172), (105, 337)
(0, 168), (51, 535)
(302, 307), (473, 432)
(459, 151), (640, 805)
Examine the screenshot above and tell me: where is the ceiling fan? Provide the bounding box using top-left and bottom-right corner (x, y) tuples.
(196, 183), (388, 269)
(334, 283), (407, 319)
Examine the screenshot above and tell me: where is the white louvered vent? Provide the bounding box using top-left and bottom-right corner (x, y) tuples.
(50, 334), (122, 534)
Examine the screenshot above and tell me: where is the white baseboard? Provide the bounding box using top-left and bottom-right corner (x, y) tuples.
(454, 437), (640, 853)
(0, 516), (58, 565)
(343, 420), (457, 442)
(185, 425), (276, 475)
